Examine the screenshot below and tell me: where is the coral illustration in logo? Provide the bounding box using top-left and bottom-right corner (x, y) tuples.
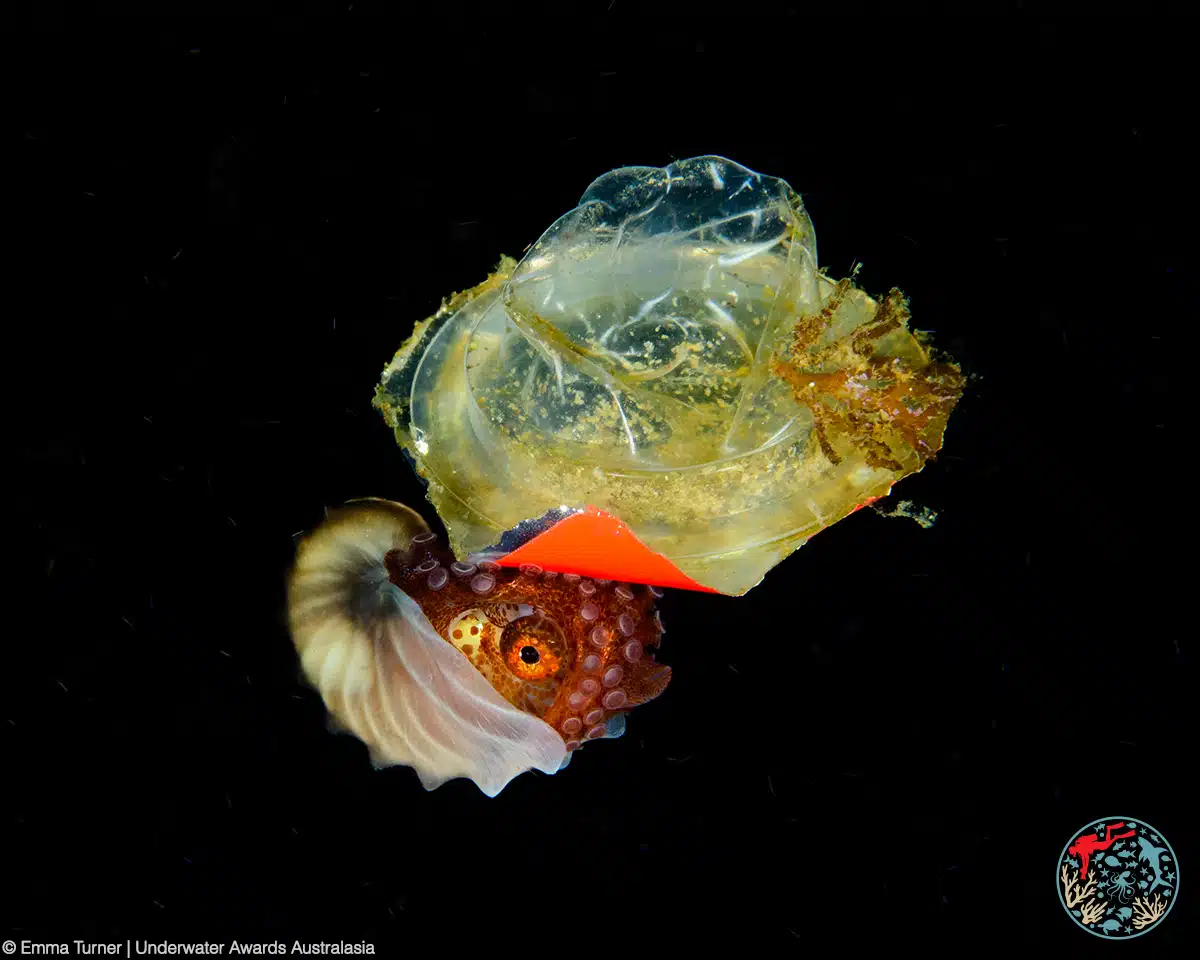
(1057, 817), (1179, 938)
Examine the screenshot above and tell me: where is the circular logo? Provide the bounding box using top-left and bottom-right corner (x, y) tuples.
(1057, 817), (1179, 938)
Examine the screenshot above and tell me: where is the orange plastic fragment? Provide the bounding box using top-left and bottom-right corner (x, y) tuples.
(495, 507), (720, 594)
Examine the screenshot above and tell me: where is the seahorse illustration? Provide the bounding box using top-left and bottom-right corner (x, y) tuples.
(1137, 837), (1171, 894)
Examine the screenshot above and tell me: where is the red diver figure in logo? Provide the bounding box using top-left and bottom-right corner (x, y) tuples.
(1068, 822), (1137, 878)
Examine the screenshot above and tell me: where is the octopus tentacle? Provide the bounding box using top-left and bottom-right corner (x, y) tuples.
(388, 537), (672, 752)
(288, 500), (567, 796)
(288, 499), (671, 795)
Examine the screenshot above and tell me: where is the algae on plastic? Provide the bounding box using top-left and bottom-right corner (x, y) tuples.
(375, 156), (963, 595)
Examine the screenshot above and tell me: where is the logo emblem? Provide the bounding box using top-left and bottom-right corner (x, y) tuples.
(1057, 817), (1178, 938)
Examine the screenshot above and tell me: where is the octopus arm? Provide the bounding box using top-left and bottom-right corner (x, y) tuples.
(289, 501), (567, 797)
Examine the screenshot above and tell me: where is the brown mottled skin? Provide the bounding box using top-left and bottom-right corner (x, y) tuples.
(384, 541), (670, 750)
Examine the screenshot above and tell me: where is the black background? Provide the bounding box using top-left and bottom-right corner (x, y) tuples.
(11, 2), (1195, 952)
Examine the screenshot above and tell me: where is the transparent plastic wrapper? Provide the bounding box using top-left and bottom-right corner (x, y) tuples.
(376, 157), (963, 595)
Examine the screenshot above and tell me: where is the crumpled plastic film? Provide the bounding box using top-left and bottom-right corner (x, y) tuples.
(375, 156), (963, 595)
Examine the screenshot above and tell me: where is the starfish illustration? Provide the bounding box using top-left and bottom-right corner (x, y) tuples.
(1165, 870), (1176, 883)
(1139, 826), (1148, 835)
(1123, 925), (1132, 934)
(1151, 833), (1160, 842)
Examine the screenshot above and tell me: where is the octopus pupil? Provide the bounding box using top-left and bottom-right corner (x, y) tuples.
(519, 645), (540, 664)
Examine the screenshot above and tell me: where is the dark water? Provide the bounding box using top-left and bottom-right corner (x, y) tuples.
(11, 4), (1194, 952)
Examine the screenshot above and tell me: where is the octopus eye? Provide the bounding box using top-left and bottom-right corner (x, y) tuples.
(499, 610), (570, 683)
(502, 633), (558, 681)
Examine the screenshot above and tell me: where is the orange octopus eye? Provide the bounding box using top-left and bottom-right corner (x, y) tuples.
(502, 631), (561, 680)
(498, 610), (569, 683)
